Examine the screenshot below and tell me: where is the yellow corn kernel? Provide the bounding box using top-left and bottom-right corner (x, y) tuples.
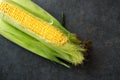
(0, 2), (68, 45)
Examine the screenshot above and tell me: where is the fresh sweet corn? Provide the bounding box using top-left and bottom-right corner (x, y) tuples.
(0, 0), (86, 68)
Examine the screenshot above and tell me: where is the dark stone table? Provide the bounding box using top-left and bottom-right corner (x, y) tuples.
(0, 0), (120, 80)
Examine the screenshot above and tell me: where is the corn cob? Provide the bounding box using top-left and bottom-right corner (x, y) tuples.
(0, 0), (86, 68)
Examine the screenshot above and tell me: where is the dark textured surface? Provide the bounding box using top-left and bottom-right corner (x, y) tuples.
(0, 0), (120, 80)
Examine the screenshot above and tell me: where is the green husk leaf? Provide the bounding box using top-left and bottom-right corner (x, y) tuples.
(0, 19), (70, 68)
